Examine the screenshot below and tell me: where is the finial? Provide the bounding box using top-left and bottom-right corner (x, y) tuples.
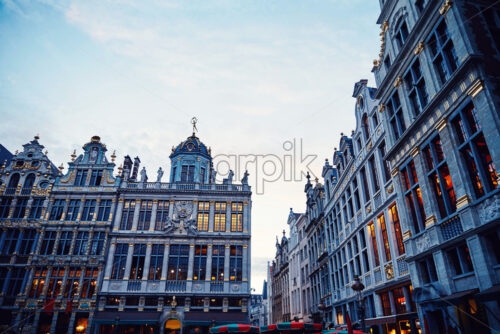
(71, 150), (76, 162)
(306, 171), (311, 181)
(91, 135), (101, 143)
(111, 150), (116, 162)
(34, 134), (40, 140)
(341, 132), (344, 136)
(118, 164), (123, 176)
(15, 150), (18, 155)
(315, 177), (319, 184)
(282, 229), (286, 237)
(191, 116), (198, 136)
(44, 150), (48, 155)
(59, 163), (64, 173)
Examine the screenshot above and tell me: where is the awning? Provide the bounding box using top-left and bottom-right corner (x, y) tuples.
(441, 288), (478, 303)
(364, 316), (396, 326)
(210, 324), (259, 334)
(184, 311), (248, 325)
(94, 311), (160, 325)
(476, 285), (500, 301)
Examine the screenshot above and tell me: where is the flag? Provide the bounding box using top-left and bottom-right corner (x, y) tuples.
(346, 311), (353, 334)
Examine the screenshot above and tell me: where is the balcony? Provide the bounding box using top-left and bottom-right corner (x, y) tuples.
(4, 187), (16, 195)
(127, 280), (142, 291)
(166, 280), (186, 292)
(20, 187), (33, 195)
(440, 215), (463, 241)
(210, 282), (224, 292)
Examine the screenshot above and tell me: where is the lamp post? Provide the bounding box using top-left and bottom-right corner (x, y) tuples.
(351, 275), (366, 332)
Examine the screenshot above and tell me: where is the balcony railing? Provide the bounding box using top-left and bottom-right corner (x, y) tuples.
(166, 280), (186, 292)
(4, 187), (16, 195)
(440, 215), (463, 241)
(210, 282), (224, 292)
(127, 280), (142, 291)
(21, 187), (33, 195)
(127, 182), (246, 192)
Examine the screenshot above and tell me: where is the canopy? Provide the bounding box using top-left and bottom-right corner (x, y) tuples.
(210, 324), (260, 334)
(261, 323), (322, 333)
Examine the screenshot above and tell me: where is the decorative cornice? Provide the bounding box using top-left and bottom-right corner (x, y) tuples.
(410, 146), (420, 158)
(456, 194), (471, 209)
(402, 230), (412, 241)
(424, 215), (437, 228)
(435, 118), (448, 132)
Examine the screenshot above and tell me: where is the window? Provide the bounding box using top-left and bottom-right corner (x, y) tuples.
(155, 201), (169, 231)
(66, 199), (80, 221)
(360, 168), (371, 202)
(29, 268), (47, 297)
(401, 160), (426, 233)
(57, 231), (73, 255)
(111, 244), (129, 279)
(197, 201), (210, 231)
(149, 244), (164, 280)
(200, 167), (206, 183)
(0, 198), (12, 218)
(23, 173), (36, 190)
(81, 267), (98, 298)
(404, 58), (428, 116)
(419, 256), (438, 283)
(64, 267), (82, 298)
(13, 197), (28, 219)
(379, 142), (391, 183)
(393, 287), (407, 314)
(388, 204), (405, 256)
(96, 200), (112, 221)
(138, 200), (152, 230)
(415, 0), (426, 14)
(129, 244), (146, 280)
(378, 214), (392, 262)
(229, 246), (243, 281)
(428, 20), (459, 85)
(74, 169), (88, 186)
(452, 102), (497, 198)
(49, 199), (65, 220)
(368, 222), (380, 267)
(372, 113), (379, 128)
(214, 202), (227, 232)
(386, 90), (406, 139)
(423, 135), (457, 218)
(46, 267), (65, 298)
(447, 243), (474, 276)
(40, 231), (57, 255)
(211, 245), (225, 281)
(352, 179), (361, 212)
(231, 202), (243, 232)
(180, 165), (195, 183)
(368, 155), (380, 193)
(81, 200), (96, 221)
(167, 245), (189, 280)
(362, 114), (370, 140)
(29, 197), (44, 219)
(384, 55), (391, 70)
(89, 170), (103, 186)
(89, 232), (106, 256)
(1, 229), (19, 254)
(19, 229), (38, 255)
(193, 245), (207, 280)
(380, 292), (392, 316)
(484, 228), (500, 265)
(395, 19), (409, 50)
(120, 200), (136, 230)
(5, 268), (26, 297)
(73, 232), (89, 255)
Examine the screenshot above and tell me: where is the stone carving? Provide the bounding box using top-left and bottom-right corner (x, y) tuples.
(193, 284), (202, 291)
(156, 167), (164, 182)
(164, 201), (198, 235)
(140, 167), (148, 183)
(241, 170), (249, 185)
(231, 284), (240, 292)
(110, 282), (122, 290)
(478, 194), (500, 223)
(415, 234), (431, 253)
(223, 170), (234, 184)
(149, 283), (159, 291)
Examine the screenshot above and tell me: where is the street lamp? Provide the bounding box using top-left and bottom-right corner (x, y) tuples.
(351, 275), (366, 332)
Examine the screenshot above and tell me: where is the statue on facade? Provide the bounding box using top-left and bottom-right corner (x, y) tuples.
(210, 169), (217, 183)
(228, 169), (234, 184)
(241, 170), (249, 185)
(140, 167), (148, 183)
(156, 167), (164, 182)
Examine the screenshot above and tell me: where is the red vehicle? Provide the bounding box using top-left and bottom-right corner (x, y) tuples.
(260, 322), (323, 334)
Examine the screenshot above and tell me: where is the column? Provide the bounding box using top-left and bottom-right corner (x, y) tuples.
(123, 243), (134, 280)
(161, 244), (170, 280)
(24, 197), (34, 219)
(67, 312), (76, 334)
(1, 268), (12, 295)
(23, 267), (35, 296)
(402, 286), (412, 313)
(86, 312), (94, 334)
(44, 198), (54, 220)
(224, 245), (230, 292)
(49, 312), (58, 334)
(205, 245), (213, 282)
(103, 241), (116, 279)
(41, 267), (53, 297)
(76, 198), (86, 222)
(208, 201), (215, 232)
(242, 244), (249, 282)
(243, 201), (249, 233)
(108, 197), (117, 224)
(92, 198), (99, 222)
(143, 243), (152, 280)
(60, 198), (70, 221)
(131, 200), (140, 231)
(7, 197), (17, 218)
(113, 199), (124, 230)
(186, 244), (195, 291)
(225, 202), (232, 232)
(14, 229), (24, 254)
(0, 229), (7, 252)
(60, 266), (70, 299)
(168, 201), (174, 220)
(149, 200), (158, 232)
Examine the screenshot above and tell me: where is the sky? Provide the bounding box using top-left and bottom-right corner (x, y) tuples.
(0, 0), (381, 293)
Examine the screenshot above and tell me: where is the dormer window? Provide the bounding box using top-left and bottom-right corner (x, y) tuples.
(181, 165), (195, 183)
(395, 20), (409, 50)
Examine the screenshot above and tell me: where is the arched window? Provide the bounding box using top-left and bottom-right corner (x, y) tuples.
(23, 173), (36, 189)
(8, 173), (20, 188)
(362, 114), (370, 140)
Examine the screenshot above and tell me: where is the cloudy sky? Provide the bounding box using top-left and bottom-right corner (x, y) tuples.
(0, 0), (381, 293)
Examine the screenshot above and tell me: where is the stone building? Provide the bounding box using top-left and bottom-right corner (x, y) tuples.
(373, 0), (500, 332)
(0, 136), (58, 333)
(271, 231), (290, 323)
(96, 132), (252, 333)
(21, 136), (119, 333)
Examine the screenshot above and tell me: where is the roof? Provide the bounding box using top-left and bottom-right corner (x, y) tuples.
(170, 133), (211, 159)
(0, 144), (13, 165)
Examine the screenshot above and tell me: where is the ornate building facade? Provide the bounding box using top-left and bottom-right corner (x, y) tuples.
(96, 132), (252, 333)
(373, 0), (500, 332)
(271, 231), (290, 323)
(0, 137), (58, 333)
